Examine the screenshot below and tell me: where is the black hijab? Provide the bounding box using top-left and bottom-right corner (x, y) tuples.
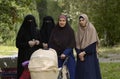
(49, 15), (76, 56)
(40, 16), (55, 43)
(17, 14), (38, 40)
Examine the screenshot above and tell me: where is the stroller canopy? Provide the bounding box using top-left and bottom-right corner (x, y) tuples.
(28, 48), (59, 79)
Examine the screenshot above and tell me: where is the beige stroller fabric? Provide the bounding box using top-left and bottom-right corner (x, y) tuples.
(28, 48), (59, 79)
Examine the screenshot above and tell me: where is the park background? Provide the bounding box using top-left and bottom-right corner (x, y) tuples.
(0, 0), (120, 79)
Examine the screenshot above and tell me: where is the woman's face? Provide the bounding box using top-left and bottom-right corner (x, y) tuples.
(79, 18), (87, 27)
(59, 18), (66, 27)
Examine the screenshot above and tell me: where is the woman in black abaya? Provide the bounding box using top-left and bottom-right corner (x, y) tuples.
(16, 14), (41, 79)
(49, 15), (76, 79)
(40, 16), (55, 49)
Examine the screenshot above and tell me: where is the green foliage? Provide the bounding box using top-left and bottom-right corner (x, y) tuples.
(94, 0), (120, 46)
(47, 0), (62, 23)
(0, 0), (120, 46)
(100, 63), (120, 79)
(0, 45), (17, 55)
(58, 0), (120, 46)
(36, 0), (62, 26)
(36, 0), (47, 26)
(0, 0), (39, 45)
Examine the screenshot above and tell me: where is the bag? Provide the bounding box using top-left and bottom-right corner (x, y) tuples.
(19, 68), (31, 79)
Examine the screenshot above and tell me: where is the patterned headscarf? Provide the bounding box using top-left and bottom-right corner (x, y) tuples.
(59, 15), (67, 19)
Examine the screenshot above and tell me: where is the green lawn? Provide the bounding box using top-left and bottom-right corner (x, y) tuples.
(97, 45), (120, 58)
(0, 46), (18, 55)
(100, 62), (120, 79)
(98, 45), (120, 54)
(1, 45), (120, 56)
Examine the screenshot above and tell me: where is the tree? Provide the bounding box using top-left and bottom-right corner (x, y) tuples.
(57, 0), (120, 46)
(36, 0), (62, 26)
(0, 0), (39, 45)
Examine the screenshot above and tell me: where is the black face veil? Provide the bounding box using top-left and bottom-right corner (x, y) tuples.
(40, 16), (55, 43)
(18, 14), (38, 40)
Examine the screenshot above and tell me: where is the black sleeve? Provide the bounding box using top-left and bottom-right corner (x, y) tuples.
(16, 33), (30, 49)
(84, 42), (97, 55)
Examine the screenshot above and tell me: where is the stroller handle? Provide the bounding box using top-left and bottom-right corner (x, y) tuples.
(57, 56), (70, 79)
(61, 56), (69, 69)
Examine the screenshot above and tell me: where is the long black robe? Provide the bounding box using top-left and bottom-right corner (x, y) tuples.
(16, 15), (41, 79)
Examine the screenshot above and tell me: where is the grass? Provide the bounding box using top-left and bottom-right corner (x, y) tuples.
(0, 45), (120, 56)
(0, 45), (18, 56)
(100, 62), (120, 79)
(99, 46), (120, 54)
(98, 45), (120, 58)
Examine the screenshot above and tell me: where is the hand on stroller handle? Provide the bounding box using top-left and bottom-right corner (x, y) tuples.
(62, 57), (69, 67)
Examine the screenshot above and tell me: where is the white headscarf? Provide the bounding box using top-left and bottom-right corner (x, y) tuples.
(76, 14), (99, 49)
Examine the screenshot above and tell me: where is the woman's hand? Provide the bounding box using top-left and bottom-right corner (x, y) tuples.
(35, 40), (40, 45)
(60, 54), (66, 59)
(79, 51), (86, 61)
(28, 39), (36, 47)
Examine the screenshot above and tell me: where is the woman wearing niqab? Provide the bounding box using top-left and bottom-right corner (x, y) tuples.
(49, 15), (76, 79)
(75, 14), (102, 79)
(16, 14), (41, 79)
(40, 16), (55, 48)
(40, 16), (55, 43)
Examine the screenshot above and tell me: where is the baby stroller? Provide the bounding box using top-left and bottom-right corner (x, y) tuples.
(28, 48), (70, 79)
